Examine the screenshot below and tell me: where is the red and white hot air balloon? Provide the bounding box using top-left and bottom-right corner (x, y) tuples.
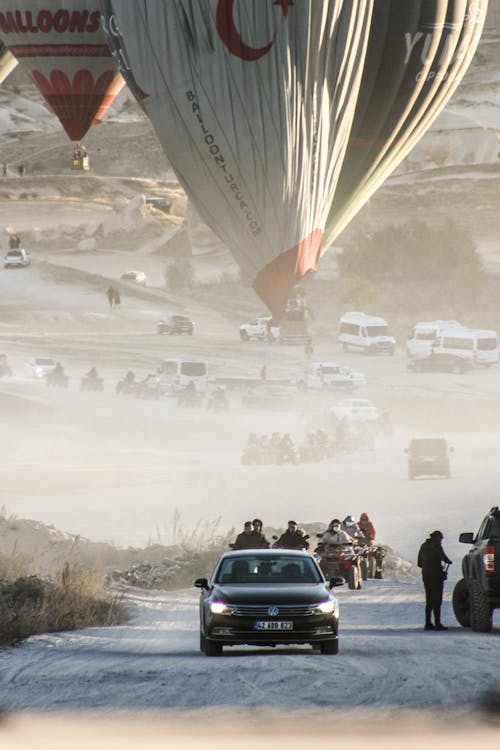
(0, 1), (124, 141)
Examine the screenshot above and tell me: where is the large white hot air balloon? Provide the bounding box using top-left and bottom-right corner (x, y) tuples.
(101, 0), (487, 320)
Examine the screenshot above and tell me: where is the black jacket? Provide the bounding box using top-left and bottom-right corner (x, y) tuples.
(233, 531), (265, 550)
(274, 530), (309, 550)
(417, 538), (452, 574)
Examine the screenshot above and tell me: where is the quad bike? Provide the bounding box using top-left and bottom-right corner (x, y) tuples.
(116, 376), (135, 395)
(80, 375), (104, 392)
(46, 369), (69, 388)
(315, 542), (364, 590)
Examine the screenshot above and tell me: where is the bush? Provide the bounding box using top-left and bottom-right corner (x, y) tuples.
(336, 275), (379, 308)
(338, 220), (482, 283)
(0, 563), (127, 645)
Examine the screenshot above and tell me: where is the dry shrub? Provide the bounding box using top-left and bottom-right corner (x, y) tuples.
(0, 562), (127, 646)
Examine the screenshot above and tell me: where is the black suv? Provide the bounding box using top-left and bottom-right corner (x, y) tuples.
(157, 314), (194, 335)
(452, 506), (500, 632)
(405, 438), (453, 479)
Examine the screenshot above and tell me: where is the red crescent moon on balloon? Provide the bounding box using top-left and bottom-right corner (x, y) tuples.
(216, 0), (276, 61)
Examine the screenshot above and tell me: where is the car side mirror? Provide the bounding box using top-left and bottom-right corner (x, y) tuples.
(459, 532), (474, 544)
(329, 577), (344, 588)
(193, 577), (209, 590)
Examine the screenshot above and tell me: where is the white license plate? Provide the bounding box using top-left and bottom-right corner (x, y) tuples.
(254, 621), (293, 631)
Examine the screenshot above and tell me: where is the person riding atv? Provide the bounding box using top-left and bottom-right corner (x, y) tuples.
(46, 362), (69, 388)
(80, 367), (103, 392)
(273, 521), (309, 550)
(177, 380), (202, 408)
(116, 370), (135, 395)
(207, 386), (228, 412)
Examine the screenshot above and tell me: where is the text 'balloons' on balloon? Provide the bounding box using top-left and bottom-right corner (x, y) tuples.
(0, 2), (125, 141)
(102, 1), (486, 320)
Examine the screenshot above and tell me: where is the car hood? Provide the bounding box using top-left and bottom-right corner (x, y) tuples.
(212, 583), (331, 604)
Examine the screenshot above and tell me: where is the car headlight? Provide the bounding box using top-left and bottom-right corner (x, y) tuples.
(210, 601), (227, 614)
(315, 600), (337, 615)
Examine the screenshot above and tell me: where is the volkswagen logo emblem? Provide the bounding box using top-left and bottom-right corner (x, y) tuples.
(267, 606), (279, 616)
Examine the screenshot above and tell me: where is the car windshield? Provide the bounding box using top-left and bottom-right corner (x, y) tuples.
(319, 366), (339, 375)
(180, 362), (206, 376)
(8, 250), (23, 257)
(415, 331), (437, 341)
(410, 439), (446, 455)
(35, 358), (55, 366)
(215, 555), (322, 584)
(366, 325), (389, 336)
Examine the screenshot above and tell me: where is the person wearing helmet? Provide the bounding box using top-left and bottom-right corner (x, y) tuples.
(321, 519), (353, 547)
(342, 515), (362, 540)
(358, 512), (376, 545)
(417, 530), (452, 631)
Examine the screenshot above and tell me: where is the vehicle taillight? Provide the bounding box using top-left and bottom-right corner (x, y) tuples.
(483, 546), (495, 573)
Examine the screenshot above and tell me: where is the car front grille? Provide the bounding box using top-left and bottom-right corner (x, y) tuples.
(230, 604), (316, 617)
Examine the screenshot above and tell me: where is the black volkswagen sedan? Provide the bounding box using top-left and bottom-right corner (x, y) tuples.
(194, 549), (343, 656)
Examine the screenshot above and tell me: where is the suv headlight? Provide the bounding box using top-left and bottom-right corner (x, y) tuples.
(210, 601), (228, 614)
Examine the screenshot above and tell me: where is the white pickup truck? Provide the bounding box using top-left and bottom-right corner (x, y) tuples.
(292, 362), (365, 390)
(4, 248), (30, 268)
(239, 316), (278, 342)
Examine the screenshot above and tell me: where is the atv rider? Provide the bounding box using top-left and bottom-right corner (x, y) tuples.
(342, 515), (363, 541)
(252, 518), (270, 548)
(273, 520), (309, 550)
(232, 521), (263, 550)
(85, 366), (99, 380)
(320, 519), (353, 547)
(358, 512), (376, 545)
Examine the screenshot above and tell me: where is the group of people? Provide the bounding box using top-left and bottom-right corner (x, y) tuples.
(231, 514), (377, 553)
(299, 430), (335, 462)
(106, 286), (121, 308)
(242, 433), (298, 465)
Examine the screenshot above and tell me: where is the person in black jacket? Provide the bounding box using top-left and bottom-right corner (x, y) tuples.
(252, 518), (270, 548)
(273, 520), (309, 550)
(232, 521), (263, 550)
(417, 530), (452, 630)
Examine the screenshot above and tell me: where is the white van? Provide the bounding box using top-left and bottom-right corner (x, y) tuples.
(157, 357), (208, 393)
(339, 312), (395, 355)
(432, 328), (498, 367)
(406, 320), (461, 362)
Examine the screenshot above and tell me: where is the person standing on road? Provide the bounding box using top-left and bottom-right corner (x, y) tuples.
(113, 287), (121, 308)
(106, 286), (114, 307)
(417, 530), (452, 631)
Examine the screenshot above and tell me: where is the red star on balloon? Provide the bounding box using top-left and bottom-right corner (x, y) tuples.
(273, 0), (293, 18)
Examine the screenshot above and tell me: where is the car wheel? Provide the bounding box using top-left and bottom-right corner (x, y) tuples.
(204, 639), (223, 657)
(319, 639), (338, 655)
(452, 578), (471, 628)
(470, 579), (493, 632)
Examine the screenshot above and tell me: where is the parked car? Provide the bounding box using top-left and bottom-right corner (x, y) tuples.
(145, 196), (172, 214)
(157, 314), (194, 336)
(194, 549), (343, 656)
(24, 357), (57, 379)
(4, 248), (30, 268)
(405, 437), (453, 479)
(329, 398), (380, 422)
(239, 315), (276, 342)
(242, 385), (295, 411)
(452, 506), (500, 632)
(120, 270), (147, 285)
